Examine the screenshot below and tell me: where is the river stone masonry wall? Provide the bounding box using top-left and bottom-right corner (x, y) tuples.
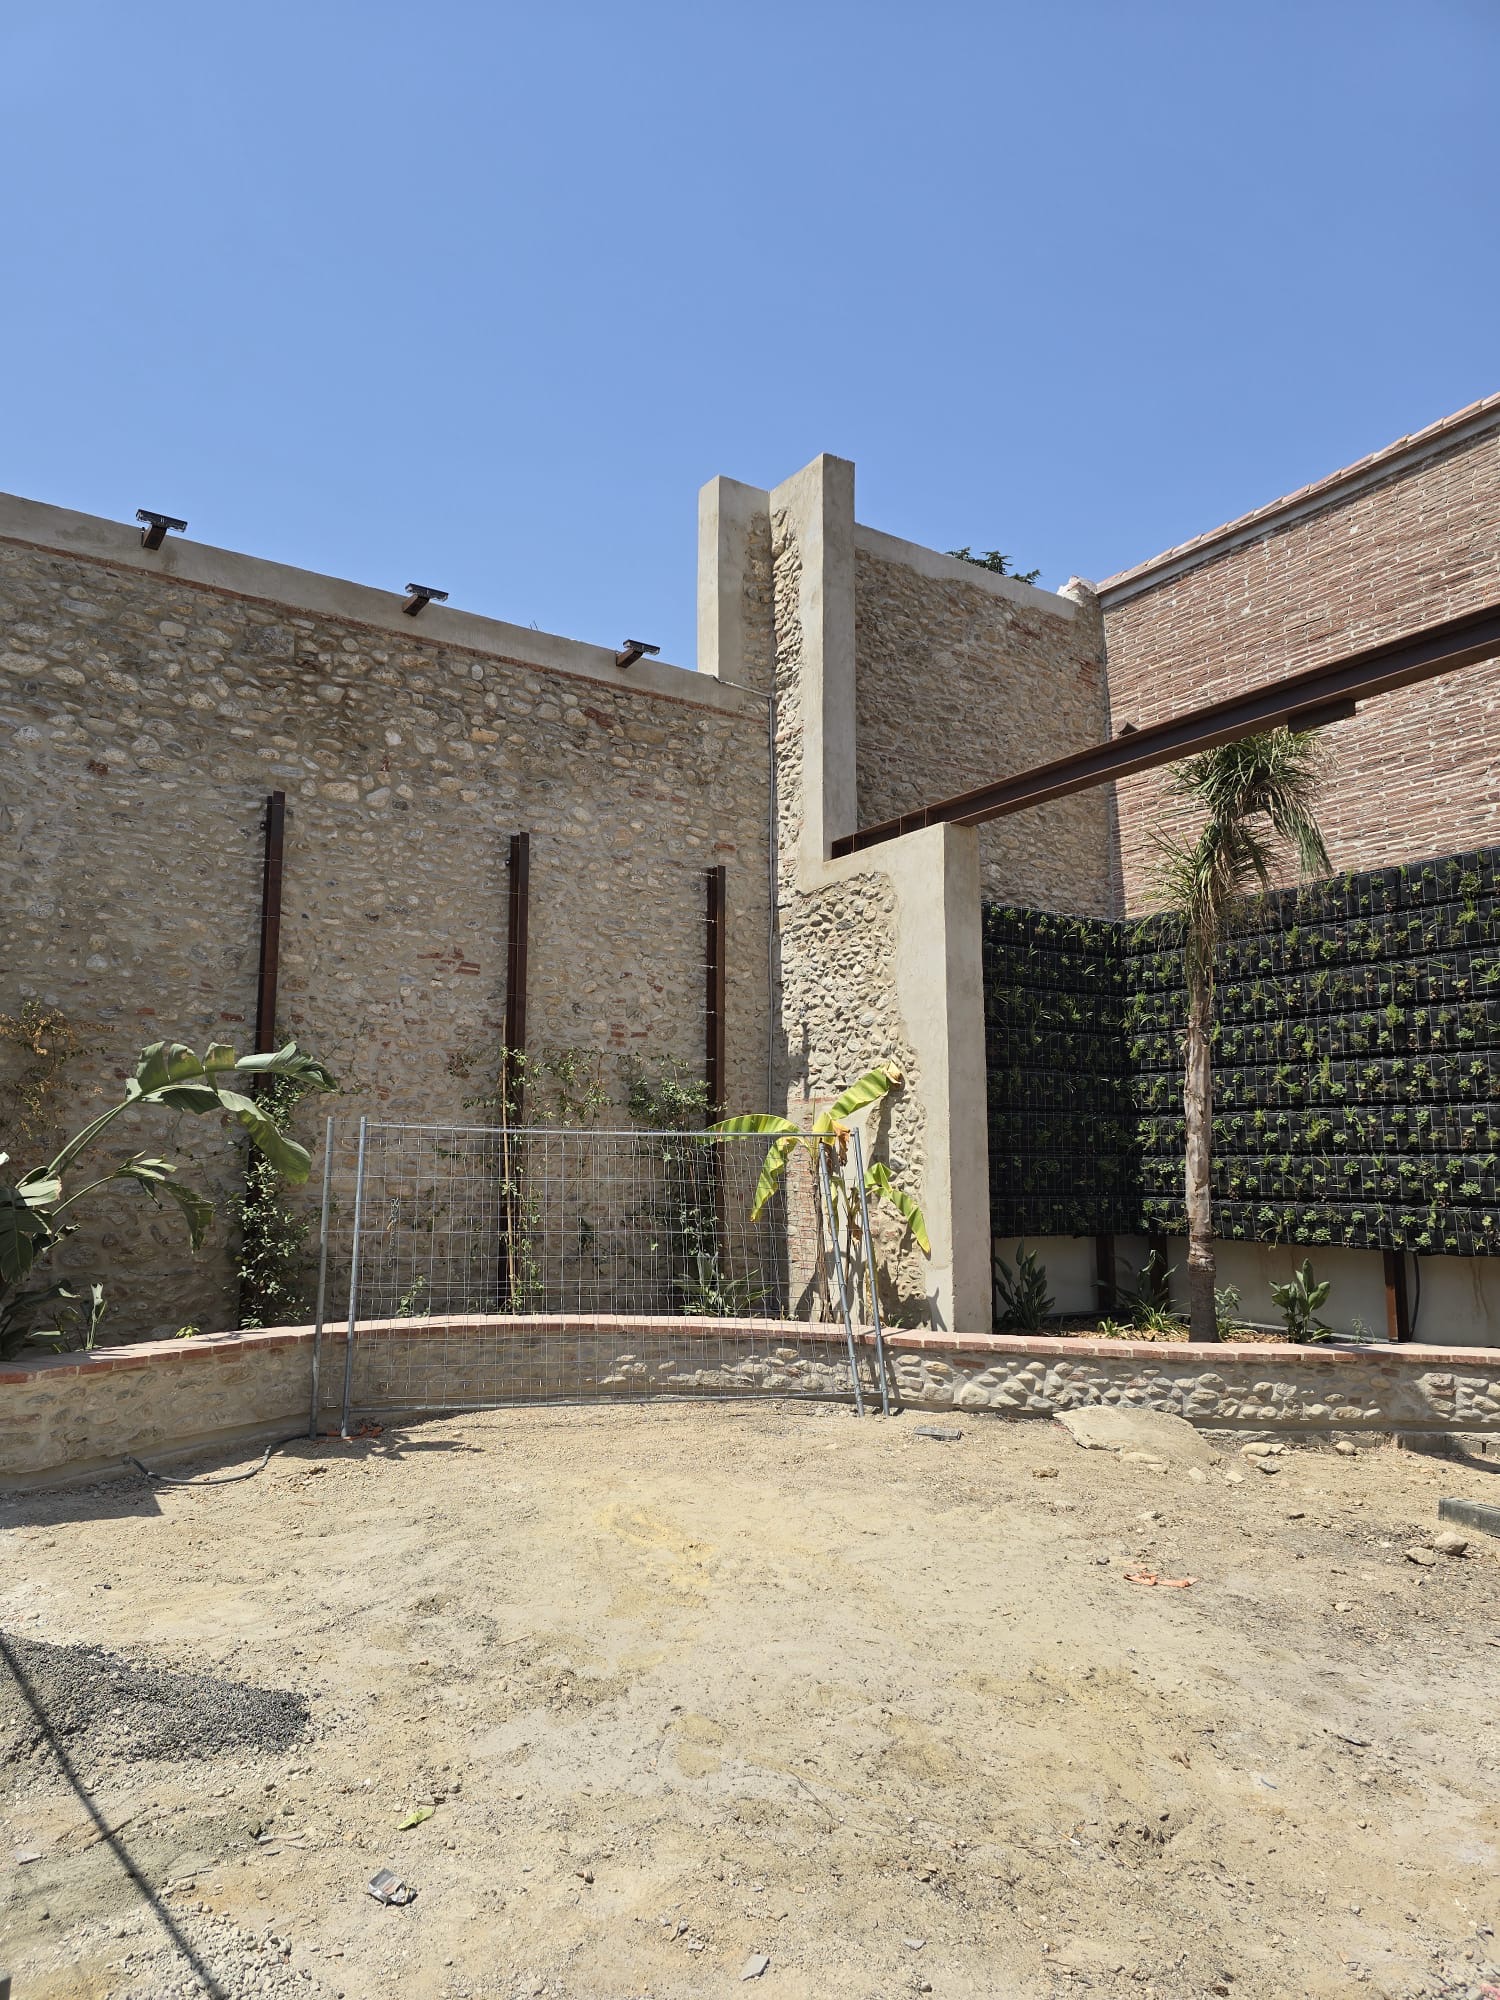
(0, 501), (768, 1339)
(853, 535), (1117, 915)
(4, 1322), (1498, 1486)
(890, 1332), (1500, 1429)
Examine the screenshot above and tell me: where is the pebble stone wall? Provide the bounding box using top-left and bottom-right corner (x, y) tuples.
(5, 1320), (1498, 1485)
(854, 546), (1118, 915)
(0, 527), (769, 1339)
(1100, 403), (1500, 914)
(768, 501), (932, 1324)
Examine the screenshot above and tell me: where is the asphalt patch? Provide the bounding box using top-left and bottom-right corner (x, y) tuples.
(0, 1632), (310, 1767)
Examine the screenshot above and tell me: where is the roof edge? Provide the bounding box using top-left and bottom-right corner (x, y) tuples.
(1096, 391), (1500, 608)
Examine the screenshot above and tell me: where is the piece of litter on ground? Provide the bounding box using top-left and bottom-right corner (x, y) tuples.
(903, 1937), (926, 1950)
(1255, 1775), (1278, 1790)
(740, 1952), (770, 1980)
(366, 1868), (416, 1906)
(912, 1426), (962, 1442)
(1124, 1570), (1196, 1588)
(396, 1805), (435, 1829)
(15, 1849), (41, 1865)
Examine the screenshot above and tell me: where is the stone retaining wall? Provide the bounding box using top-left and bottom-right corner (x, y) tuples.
(4, 1320), (1500, 1485)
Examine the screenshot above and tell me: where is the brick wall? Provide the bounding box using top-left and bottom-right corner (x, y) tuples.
(1101, 406), (1500, 914)
(0, 512), (768, 1339)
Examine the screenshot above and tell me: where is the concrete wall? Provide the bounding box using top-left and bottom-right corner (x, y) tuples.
(1099, 396), (1500, 915)
(6, 1316), (1499, 1487)
(699, 456), (1124, 1333)
(995, 1234), (1500, 1348)
(0, 495), (769, 1339)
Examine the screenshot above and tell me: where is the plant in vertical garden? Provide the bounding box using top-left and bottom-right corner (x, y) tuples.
(1155, 729), (1329, 1341)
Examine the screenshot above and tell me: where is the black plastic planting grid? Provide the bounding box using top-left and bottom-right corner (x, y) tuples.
(982, 845), (1499, 1257)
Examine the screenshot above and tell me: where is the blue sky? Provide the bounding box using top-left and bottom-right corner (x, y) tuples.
(4, 1), (1495, 667)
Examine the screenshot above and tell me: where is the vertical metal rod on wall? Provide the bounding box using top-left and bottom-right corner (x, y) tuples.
(254, 791), (287, 1054)
(339, 1117), (369, 1439)
(705, 864), (727, 1115)
(1095, 1234), (1117, 1315)
(1382, 1247), (1412, 1343)
(818, 1141), (865, 1417)
(850, 1128), (890, 1416)
(307, 1116), (335, 1438)
(504, 833), (531, 1119)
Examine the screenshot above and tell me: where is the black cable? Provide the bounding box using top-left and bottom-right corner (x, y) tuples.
(126, 1436), (305, 1487)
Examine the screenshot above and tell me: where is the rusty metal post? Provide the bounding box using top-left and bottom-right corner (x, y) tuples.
(254, 791), (286, 1053)
(705, 865), (727, 1115)
(1383, 1247), (1412, 1343)
(1095, 1234), (1117, 1317)
(504, 833), (531, 1118)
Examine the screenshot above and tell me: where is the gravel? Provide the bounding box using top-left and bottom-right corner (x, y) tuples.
(111, 1905), (338, 1999)
(1, 1633), (310, 1770)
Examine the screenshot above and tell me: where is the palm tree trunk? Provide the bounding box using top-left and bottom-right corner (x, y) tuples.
(1184, 976), (1218, 1341)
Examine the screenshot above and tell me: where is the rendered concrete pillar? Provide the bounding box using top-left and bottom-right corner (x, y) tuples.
(768, 453), (857, 869)
(697, 474), (770, 688)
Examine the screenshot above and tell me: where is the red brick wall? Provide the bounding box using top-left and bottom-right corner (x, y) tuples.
(1100, 419), (1500, 914)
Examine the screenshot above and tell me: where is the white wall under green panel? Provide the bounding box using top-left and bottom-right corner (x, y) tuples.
(992, 1235), (1500, 1348)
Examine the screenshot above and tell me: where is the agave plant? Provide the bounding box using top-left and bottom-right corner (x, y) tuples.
(1, 1038), (336, 1358)
(713, 1065), (929, 1319)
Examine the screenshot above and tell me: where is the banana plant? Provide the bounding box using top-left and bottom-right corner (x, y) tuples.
(1, 1039), (336, 1358)
(713, 1065), (929, 1319)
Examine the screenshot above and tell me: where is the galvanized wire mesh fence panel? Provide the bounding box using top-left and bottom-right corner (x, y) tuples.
(323, 1122), (863, 1420)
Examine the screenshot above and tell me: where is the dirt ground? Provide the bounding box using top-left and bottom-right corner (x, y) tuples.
(2, 1402), (1499, 2000)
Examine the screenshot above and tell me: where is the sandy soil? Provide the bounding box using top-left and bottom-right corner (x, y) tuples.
(2, 1402), (1499, 2000)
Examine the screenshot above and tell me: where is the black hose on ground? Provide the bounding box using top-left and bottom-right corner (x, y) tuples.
(127, 1436), (307, 1487)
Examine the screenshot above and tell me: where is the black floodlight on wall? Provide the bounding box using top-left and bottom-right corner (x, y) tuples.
(136, 509), (187, 550)
(401, 584), (449, 617)
(615, 638), (660, 669)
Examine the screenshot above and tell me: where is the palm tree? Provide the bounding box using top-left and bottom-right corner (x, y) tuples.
(1156, 728), (1329, 1341)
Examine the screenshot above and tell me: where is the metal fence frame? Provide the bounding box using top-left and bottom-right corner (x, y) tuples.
(307, 1118), (893, 1430)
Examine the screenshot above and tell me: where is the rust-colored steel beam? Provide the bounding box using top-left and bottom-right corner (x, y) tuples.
(254, 791), (286, 1054)
(833, 602), (1500, 855)
(705, 865), (728, 1116)
(1383, 1247), (1413, 1344)
(504, 833), (531, 1119)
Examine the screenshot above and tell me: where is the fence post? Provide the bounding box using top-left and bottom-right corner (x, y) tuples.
(339, 1117), (370, 1438)
(818, 1140), (865, 1417)
(850, 1128), (890, 1416)
(308, 1115), (335, 1438)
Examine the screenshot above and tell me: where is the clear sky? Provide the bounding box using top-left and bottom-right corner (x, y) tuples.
(4, 1), (1495, 668)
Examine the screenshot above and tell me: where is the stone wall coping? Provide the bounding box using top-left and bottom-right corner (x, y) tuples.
(0, 489), (755, 721)
(4, 1317), (1495, 1388)
(853, 522), (1078, 622)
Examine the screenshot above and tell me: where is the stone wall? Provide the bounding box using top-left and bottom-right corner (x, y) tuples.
(1100, 398), (1500, 914)
(0, 498), (769, 1340)
(853, 532), (1117, 914)
(6, 1317), (1499, 1487)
